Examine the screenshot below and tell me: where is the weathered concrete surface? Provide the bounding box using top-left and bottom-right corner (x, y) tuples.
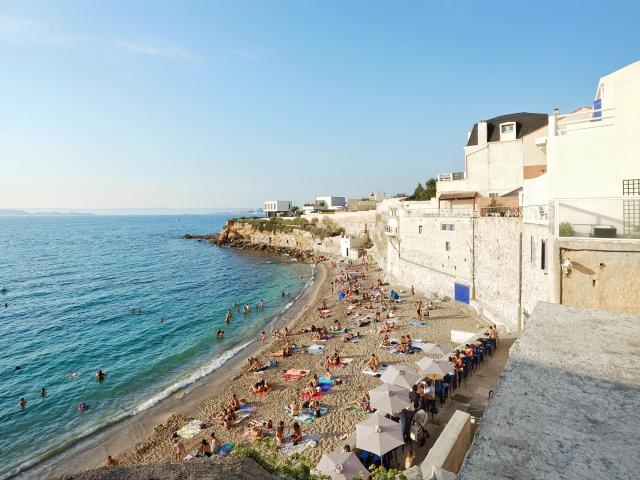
(457, 302), (640, 480)
(420, 410), (475, 479)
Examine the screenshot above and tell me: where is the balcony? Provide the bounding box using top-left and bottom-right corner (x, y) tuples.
(552, 107), (615, 136)
(480, 206), (522, 218)
(438, 172), (465, 182)
(554, 197), (640, 240)
(385, 225), (398, 236)
(523, 204), (551, 225)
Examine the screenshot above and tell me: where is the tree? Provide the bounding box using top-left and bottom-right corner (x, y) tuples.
(406, 177), (437, 201)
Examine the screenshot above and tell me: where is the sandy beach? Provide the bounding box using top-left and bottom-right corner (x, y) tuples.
(51, 255), (490, 475)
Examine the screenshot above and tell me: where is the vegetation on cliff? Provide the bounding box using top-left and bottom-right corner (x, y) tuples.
(235, 217), (345, 239)
(406, 178), (437, 201)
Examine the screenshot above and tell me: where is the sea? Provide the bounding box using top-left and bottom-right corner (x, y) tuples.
(0, 214), (313, 478)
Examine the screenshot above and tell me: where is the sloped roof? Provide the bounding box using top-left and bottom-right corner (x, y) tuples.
(467, 112), (548, 146)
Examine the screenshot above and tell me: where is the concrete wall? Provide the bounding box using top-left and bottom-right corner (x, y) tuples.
(472, 218), (522, 331)
(302, 210), (376, 237)
(521, 223), (556, 323)
(559, 239), (640, 313)
(546, 61), (640, 200)
(420, 410), (476, 479)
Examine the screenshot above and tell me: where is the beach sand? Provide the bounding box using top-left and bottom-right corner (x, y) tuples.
(47, 257), (491, 477)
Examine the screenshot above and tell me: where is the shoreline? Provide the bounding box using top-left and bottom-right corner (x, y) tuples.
(15, 259), (327, 480)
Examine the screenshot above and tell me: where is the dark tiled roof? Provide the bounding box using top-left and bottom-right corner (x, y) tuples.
(439, 191), (477, 200)
(467, 112), (548, 147)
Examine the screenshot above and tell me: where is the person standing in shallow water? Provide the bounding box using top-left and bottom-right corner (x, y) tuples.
(225, 309), (232, 323)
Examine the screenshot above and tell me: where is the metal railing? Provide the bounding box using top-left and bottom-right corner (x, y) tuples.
(385, 225), (398, 235)
(523, 204), (552, 225)
(404, 208), (478, 218)
(438, 172), (465, 182)
(555, 108), (615, 135)
(480, 206), (522, 217)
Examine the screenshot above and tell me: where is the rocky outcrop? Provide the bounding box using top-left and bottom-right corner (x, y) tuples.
(182, 220), (335, 261)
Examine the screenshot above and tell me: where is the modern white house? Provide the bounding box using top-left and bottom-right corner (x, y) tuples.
(315, 196), (346, 211)
(263, 200), (292, 218)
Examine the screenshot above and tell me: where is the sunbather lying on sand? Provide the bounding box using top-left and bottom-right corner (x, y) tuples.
(380, 334), (391, 347)
(379, 323), (394, 334)
(341, 332), (360, 343)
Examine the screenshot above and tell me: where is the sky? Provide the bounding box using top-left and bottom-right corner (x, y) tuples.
(0, 0), (639, 210)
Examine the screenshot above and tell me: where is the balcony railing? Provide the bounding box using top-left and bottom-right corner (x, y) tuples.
(523, 204), (552, 225)
(554, 107), (615, 135)
(404, 208), (478, 218)
(555, 197), (640, 240)
(438, 172), (465, 182)
(385, 225), (398, 235)
(480, 206), (522, 218)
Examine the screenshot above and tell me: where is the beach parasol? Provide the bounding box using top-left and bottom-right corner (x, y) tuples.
(316, 452), (370, 480)
(380, 364), (421, 390)
(420, 343), (452, 357)
(356, 413), (405, 457)
(369, 383), (410, 414)
(416, 357), (452, 379)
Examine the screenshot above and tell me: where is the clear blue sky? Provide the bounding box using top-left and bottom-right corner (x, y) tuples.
(0, 0), (638, 210)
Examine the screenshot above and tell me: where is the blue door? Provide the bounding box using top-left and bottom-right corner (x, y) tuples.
(454, 283), (470, 304)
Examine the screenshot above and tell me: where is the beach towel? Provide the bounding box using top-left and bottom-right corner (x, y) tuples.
(337, 293), (346, 300)
(253, 360), (278, 374)
(300, 390), (324, 401)
(278, 434), (321, 456)
(362, 364), (388, 377)
(410, 322), (427, 327)
(286, 407), (329, 424)
(234, 404), (257, 424)
(283, 369), (310, 381)
(307, 345), (325, 355)
(340, 357), (354, 364)
(214, 442), (234, 457)
(330, 328), (346, 334)
(177, 420), (203, 439)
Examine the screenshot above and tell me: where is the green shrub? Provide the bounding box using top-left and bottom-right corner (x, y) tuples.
(559, 222), (575, 237)
(232, 438), (328, 480)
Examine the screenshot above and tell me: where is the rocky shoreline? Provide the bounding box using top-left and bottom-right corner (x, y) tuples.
(181, 221), (329, 263)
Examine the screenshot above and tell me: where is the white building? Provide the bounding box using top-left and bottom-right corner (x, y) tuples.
(437, 112), (548, 212)
(263, 200), (292, 218)
(315, 196), (346, 211)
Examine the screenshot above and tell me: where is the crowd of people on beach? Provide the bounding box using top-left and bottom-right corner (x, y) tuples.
(96, 255), (499, 473)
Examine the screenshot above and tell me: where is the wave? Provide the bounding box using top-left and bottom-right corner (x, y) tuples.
(4, 262), (317, 479)
(3, 340), (252, 480)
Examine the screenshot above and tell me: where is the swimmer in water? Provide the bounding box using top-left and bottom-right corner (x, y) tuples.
(243, 304), (251, 314)
(225, 309), (232, 323)
(18, 398), (26, 408)
(40, 387), (46, 397)
(160, 317), (165, 324)
(216, 329), (224, 338)
(96, 370), (107, 381)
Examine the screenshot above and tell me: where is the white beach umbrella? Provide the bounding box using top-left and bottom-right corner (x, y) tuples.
(316, 452), (370, 480)
(380, 364), (421, 390)
(416, 357), (451, 379)
(421, 343), (452, 357)
(369, 383), (410, 414)
(356, 413), (405, 456)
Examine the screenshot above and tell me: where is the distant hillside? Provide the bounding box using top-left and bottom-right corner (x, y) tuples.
(0, 209), (29, 216)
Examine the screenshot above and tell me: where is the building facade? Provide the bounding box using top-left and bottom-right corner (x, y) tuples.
(315, 196), (346, 211)
(263, 200), (292, 218)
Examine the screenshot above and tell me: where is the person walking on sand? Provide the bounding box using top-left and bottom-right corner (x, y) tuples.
(411, 285), (415, 297)
(173, 438), (186, 461)
(225, 309), (232, 323)
(260, 331), (267, 344)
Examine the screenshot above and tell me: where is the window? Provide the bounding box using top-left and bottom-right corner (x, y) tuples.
(440, 223), (454, 231)
(445, 241), (450, 251)
(489, 192), (499, 198)
(530, 236), (535, 263)
(418, 225), (423, 234)
(499, 122), (516, 141)
(540, 239), (547, 271)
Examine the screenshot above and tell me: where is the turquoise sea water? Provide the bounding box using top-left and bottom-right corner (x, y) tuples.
(0, 215), (312, 478)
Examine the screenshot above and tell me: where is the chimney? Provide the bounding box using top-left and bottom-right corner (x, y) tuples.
(477, 120), (487, 146)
